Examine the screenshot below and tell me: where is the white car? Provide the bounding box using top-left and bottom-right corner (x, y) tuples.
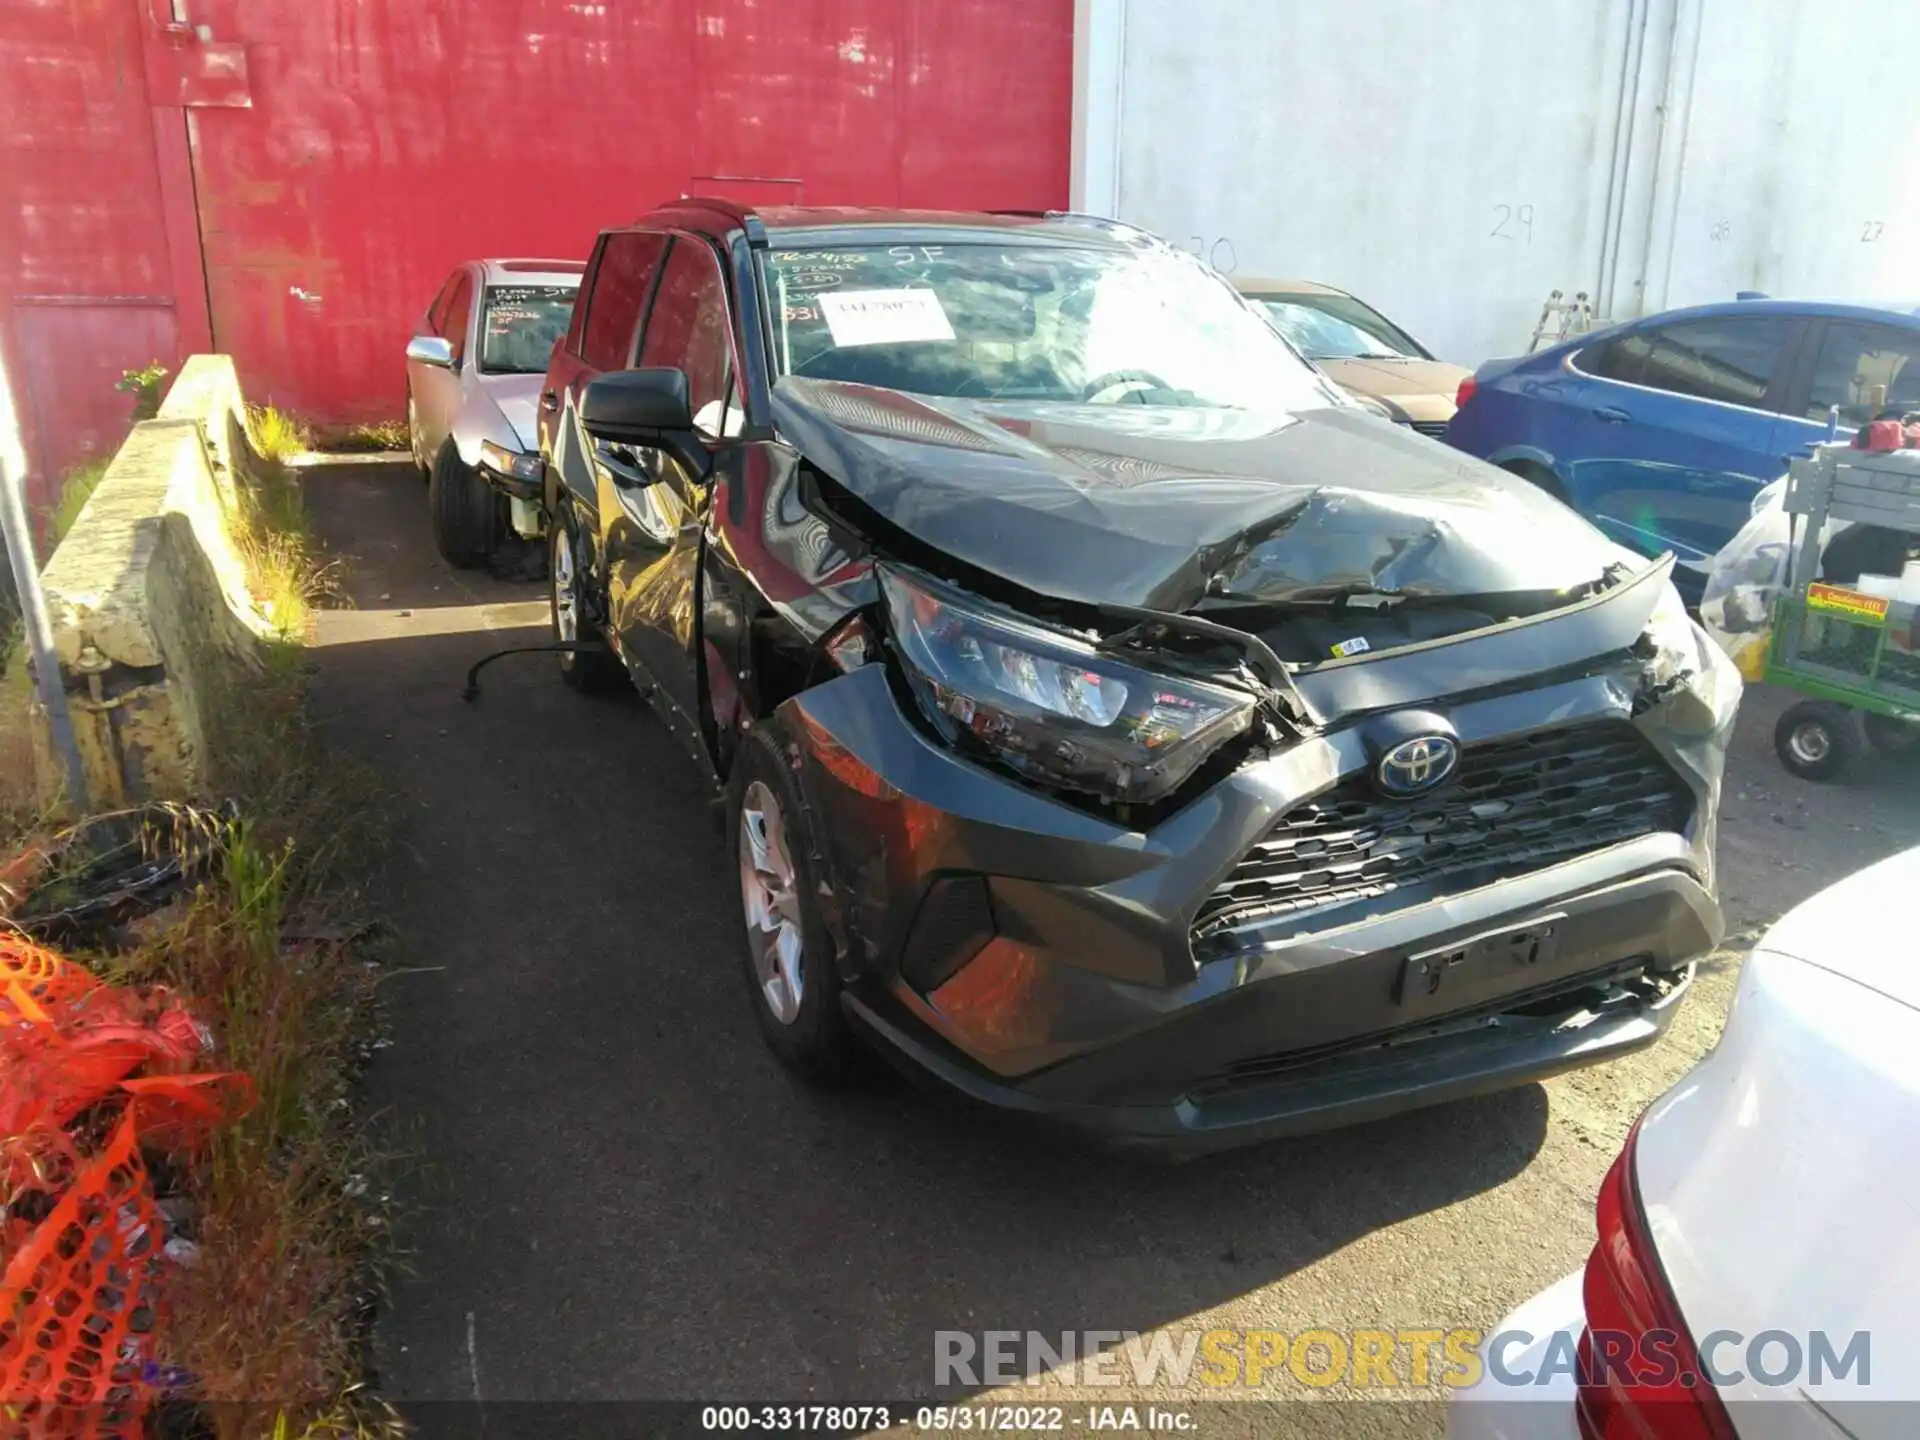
(1450, 847), (1920, 1439)
(405, 259), (582, 567)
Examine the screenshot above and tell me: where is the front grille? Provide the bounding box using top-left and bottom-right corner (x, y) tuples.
(1409, 420), (1451, 439)
(1192, 724), (1692, 941)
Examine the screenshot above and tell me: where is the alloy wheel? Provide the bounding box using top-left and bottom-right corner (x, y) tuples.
(738, 779), (805, 1026)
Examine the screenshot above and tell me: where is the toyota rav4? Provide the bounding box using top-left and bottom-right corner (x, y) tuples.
(536, 202), (1740, 1156)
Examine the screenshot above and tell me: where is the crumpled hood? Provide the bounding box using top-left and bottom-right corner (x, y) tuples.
(475, 373), (545, 451)
(772, 377), (1618, 613)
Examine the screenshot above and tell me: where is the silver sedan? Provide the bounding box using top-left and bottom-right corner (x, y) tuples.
(405, 259), (582, 567)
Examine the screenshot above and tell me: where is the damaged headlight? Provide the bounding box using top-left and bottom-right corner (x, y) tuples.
(880, 567), (1256, 804)
(1644, 580), (1743, 734)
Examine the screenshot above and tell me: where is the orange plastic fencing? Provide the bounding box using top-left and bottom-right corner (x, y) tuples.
(0, 933), (254, 1437)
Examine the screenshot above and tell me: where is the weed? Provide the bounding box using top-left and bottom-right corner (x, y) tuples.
(249, 406), (311, 467)
(118, 362), (171, 422)
(315, 422), (409, 455)
(228, 445), (340, 642)
(48, 456), (111, 547)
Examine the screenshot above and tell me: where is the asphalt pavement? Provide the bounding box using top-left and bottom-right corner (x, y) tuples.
(304, 460), (1920, 1431)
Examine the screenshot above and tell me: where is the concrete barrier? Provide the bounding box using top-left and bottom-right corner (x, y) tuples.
(33, 356), (279, 804)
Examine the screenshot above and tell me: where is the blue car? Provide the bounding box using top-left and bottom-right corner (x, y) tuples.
(1447, 298), (1920, 598)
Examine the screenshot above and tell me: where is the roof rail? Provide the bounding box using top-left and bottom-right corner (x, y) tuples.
(651, 195), (756, 224)
(644, 195), (771, 243)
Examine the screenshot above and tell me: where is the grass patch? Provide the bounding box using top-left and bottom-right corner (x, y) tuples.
(313, 421), (409, 455)
(49, 456), (111, 548)
(231, 449), (339, 642)
(249, 406), (311, 467)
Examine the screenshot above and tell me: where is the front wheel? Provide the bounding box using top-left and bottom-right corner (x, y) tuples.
(549, 507), (624, 693)
(729, 725), (854, 1081)
(428, 443), (498, 568)
(1774, 701), (1858, 782)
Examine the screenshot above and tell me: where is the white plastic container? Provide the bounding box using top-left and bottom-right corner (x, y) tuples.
(1855, 573), (1900, 600)
(1901, 560), (1920, 606)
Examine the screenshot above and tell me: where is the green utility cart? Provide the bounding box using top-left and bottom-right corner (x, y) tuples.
(1766, 441), (1920, 779)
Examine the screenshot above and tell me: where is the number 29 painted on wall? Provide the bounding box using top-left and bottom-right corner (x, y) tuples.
(1491, 204), (1535, 242)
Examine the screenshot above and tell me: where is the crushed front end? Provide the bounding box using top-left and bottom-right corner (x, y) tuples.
(772, 542), (1737, 1157)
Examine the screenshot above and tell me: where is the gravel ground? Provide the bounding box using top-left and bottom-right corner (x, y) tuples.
(306, 464), (1920, 1435)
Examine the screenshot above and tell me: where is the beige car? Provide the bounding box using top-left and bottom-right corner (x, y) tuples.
(1235, 278), (1471, 437)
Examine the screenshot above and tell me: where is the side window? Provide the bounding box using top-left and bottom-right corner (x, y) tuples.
(1806, 322), (1920, 427)
(427, 273), (461, 335)
(1578, 331), (1654, 385)
(580, 232), (668, 372)
(637, 239), (738, 440)
(1633, 318), (1792, 409)
(443, 273), (475, 362)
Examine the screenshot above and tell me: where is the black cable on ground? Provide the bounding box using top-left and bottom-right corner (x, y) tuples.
(461, 642), (610, 702)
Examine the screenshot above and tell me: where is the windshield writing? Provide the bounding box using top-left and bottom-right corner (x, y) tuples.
(481, 286), (576, 374)
(763, 242), (1332, 411)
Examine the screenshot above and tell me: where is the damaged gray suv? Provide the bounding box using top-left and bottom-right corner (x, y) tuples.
(537, 201), (1741, 1155)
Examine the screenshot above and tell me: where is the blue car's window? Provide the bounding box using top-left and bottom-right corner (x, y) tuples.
(1579, 317), (1791, 410)
(1805, 321), (1920, 426)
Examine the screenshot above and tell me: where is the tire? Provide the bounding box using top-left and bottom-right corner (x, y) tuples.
(1862, 711), (1920, 761)
(1774, 701), (1858, 782)
(428, 443), (498, 568)
(549, 505), (625, 693)
(1500, 459), (1568, 504)
(728, 724), (854, 1081)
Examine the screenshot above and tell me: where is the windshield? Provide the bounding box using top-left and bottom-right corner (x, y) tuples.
(762, 240), (1334, 411)
(479, 285), (576, 374)
(1252, 294), (1428, 362)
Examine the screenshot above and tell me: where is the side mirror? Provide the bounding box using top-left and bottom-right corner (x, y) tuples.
(407, 335), (456, 369)
(581, 368), (693, 441)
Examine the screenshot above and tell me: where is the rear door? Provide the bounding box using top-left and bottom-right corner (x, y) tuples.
(606, 234), (741, 767)
(1774, 316), (1920, 460)
(1557, 315), (1800, 586)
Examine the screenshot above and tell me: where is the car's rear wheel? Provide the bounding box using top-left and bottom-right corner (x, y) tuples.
(1775, 700), (1858, 781)
(549, 505), (624, 693)
(428, 443), (498, 568)
(729, 724), (853, 1081)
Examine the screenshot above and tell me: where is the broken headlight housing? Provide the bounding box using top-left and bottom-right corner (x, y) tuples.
(879, 566), (1256, 804)
(1643, 577), (1743, 735)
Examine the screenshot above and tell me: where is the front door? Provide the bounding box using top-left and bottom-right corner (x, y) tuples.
(607, 234), (742, 769)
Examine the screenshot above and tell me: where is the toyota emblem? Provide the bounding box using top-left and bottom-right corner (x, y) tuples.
(1375, 735), (1460, 797)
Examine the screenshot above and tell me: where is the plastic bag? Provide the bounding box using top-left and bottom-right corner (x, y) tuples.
(1700, 474), (1850, 683)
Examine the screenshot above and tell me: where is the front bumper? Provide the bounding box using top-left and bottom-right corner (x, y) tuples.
(780, 661), (1726, 1156)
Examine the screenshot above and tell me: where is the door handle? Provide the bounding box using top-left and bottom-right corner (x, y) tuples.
(540, 391), (560, 413)
(1592, 405), (1632, 424)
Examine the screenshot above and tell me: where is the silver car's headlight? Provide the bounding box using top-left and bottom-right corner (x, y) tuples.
(478, 439), (542, 483)
(879, 567), (1256, 804)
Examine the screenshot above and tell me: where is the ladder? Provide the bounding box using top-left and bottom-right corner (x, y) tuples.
(1527, 290), (1607, 353)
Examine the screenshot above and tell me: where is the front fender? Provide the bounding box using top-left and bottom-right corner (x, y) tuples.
(449, 386), (520, 468)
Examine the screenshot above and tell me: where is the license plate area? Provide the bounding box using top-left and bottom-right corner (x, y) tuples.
(1395, 913), (1568, 1021)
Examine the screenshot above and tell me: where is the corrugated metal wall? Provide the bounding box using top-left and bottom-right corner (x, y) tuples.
(1, 0), (1074, 495)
